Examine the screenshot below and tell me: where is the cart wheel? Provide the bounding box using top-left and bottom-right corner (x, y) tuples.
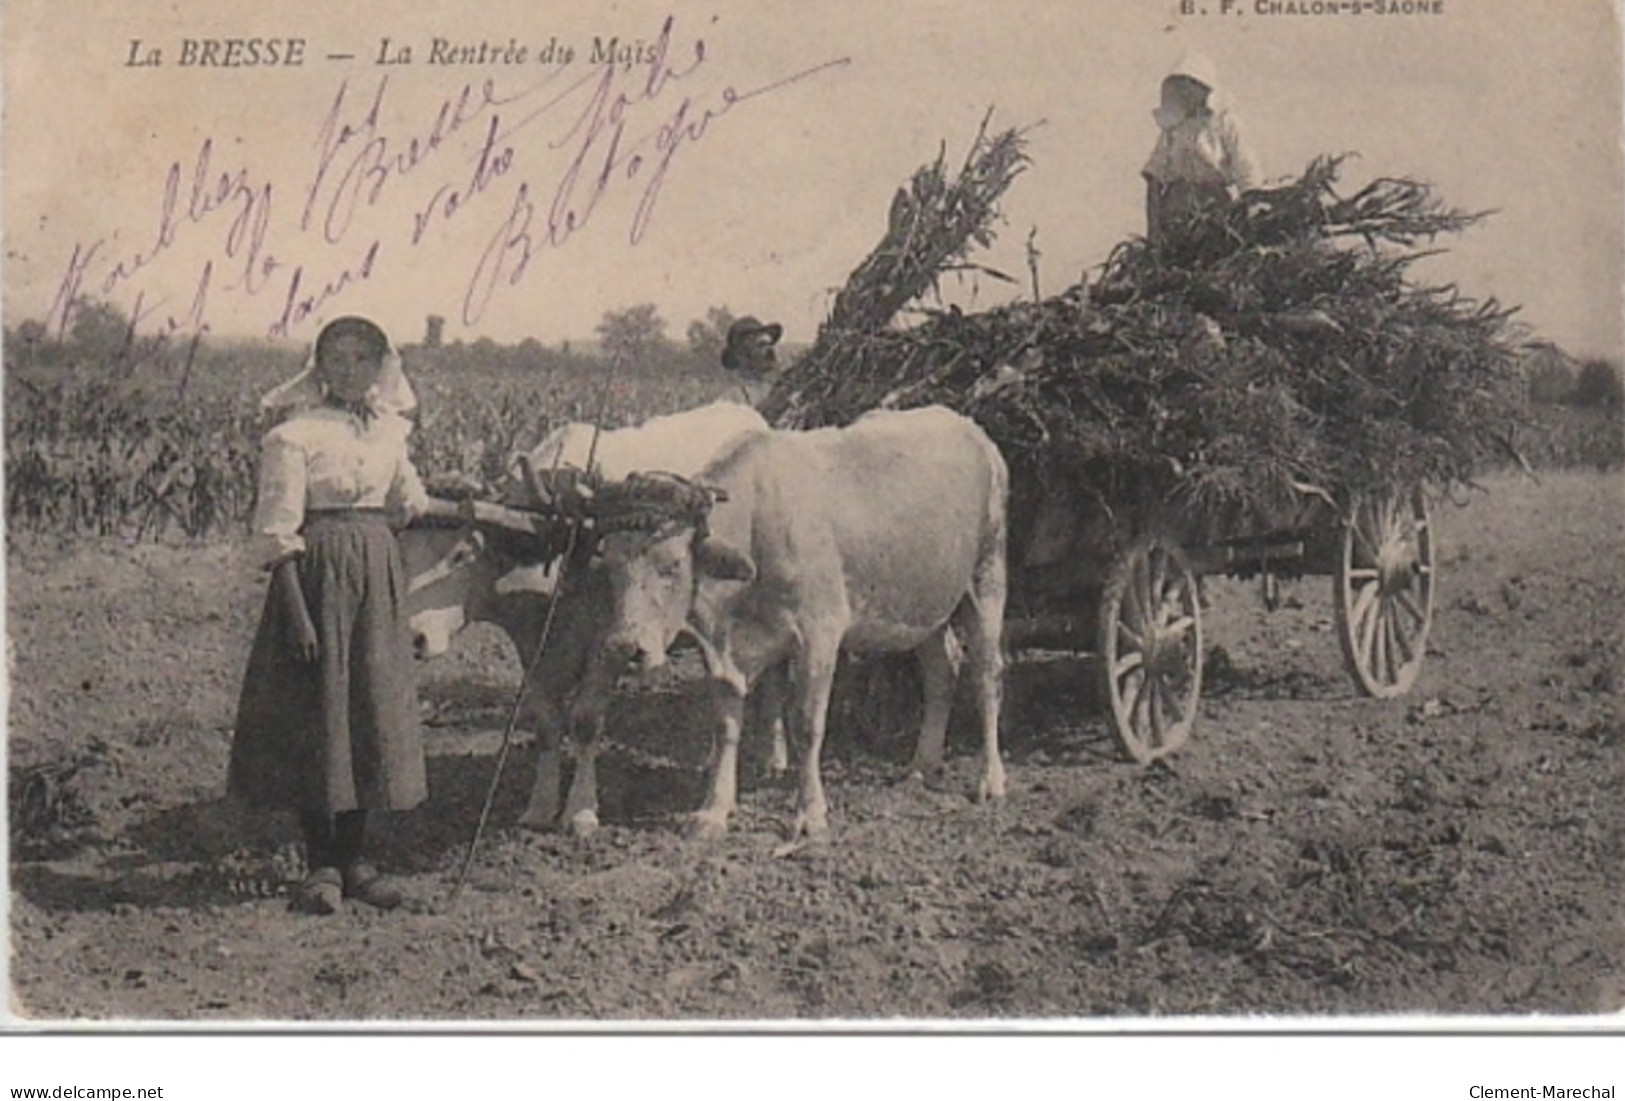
(1335, 486), (1435, 698)
(1098, 534), (1203, 763)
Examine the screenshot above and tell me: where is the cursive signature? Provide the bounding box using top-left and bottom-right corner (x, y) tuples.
(42, 14), (849, 351)
(463, 17), (849, 323)
(301, 70), (564, 246)
(45, 137), (265, 341)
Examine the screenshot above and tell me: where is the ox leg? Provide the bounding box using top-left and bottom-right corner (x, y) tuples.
(519, 744), (564, 830)
(768, 712), (789, 778)
(909, 627), (962, 781)
(558, 649), (621, 838)
(748, 662), (791, 779)
(788, 640), (840, 841)
(560, 715), (606, 838)
(689, 679), (747, 840)
(959, 560), (1008, 804)
(517, 703), (566, 831)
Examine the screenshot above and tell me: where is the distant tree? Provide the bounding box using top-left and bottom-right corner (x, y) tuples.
(1573, 357), (1624, 410)
(470, 335), (501, 366)
(685, 306), (738, 366)
(423, 314), (446, 349)
(68, 297), (131, 364)
(1524, 343), (1577, 404)
(595, 303), (668, 364)
(13, 318), (47, 346)
(9, 318), (48, 368)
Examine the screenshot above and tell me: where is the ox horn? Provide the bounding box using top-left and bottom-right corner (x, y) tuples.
(516, 453), (554, 510)
(516, 453), (596, 514)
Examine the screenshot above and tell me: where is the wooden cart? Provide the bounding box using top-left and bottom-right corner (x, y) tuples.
(1004, 482), (1437, 764)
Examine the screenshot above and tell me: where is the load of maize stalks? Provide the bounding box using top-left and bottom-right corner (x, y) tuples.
(762, 131), (1529, 555)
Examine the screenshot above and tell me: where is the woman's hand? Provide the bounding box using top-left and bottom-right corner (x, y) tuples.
(273, 558), (319, 663)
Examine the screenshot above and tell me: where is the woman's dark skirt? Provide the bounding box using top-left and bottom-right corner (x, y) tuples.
(229, 511), (427, 815)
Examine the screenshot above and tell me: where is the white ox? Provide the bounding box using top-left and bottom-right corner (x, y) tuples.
(590, 405), (1010, 841)
(401, 400), (773, 835)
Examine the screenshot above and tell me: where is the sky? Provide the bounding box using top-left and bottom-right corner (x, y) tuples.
(3, 0), (1621, 359)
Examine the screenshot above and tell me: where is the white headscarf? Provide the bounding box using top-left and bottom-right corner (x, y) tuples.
(1169, 53), (1221, 99)
(1154, 52), (1228, 130)
(260, 317), (417, 416)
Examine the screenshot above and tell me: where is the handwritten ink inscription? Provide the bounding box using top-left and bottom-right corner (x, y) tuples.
(68, 16), (849, 357)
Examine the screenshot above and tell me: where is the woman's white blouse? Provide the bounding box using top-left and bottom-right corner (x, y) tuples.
(1143, 109), (1255, 193)
(251, 407), (429, 568)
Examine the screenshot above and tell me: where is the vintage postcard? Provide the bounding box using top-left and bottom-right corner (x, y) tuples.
(4, 0), (1622, 1038)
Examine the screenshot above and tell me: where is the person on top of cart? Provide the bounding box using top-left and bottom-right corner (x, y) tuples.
(229, 315), (460, 916)
(1142, 53), (1258, 248)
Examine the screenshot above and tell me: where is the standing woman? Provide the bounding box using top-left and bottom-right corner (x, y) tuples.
(1142, 54), (1258, 249)
(230, 316), (454, 915)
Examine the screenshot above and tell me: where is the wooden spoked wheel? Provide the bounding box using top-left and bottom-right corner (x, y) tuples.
(1098, 535), (1203, 764)
(1335, 486), (1435, 698)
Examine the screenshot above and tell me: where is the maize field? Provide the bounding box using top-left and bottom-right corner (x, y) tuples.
(4, 349), (734, 544)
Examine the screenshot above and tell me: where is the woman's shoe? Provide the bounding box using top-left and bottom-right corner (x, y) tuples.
(293, 866), (344, 915)
(343, 862), (403, 911)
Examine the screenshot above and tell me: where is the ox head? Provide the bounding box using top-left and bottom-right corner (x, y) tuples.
(399, 488), (575, 659)
(400, 524), (504, 659)
(593, 473), (752, 670)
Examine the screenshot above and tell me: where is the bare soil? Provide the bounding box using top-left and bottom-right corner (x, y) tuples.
(7, 472), (1622, 1021)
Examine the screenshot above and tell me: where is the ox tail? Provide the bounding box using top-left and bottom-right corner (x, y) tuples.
(950, 426), (1010, 675)
(957, 427), (1010, 803)
(977, 427), (1011, 612)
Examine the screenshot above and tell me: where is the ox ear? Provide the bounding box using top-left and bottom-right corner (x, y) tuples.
(693, 536), (755, 583)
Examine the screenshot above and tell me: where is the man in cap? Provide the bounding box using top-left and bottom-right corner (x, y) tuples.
(721, 316), (784, 384)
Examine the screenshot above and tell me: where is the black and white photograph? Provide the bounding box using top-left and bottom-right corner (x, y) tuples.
(3, 0), (1622, 1046)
